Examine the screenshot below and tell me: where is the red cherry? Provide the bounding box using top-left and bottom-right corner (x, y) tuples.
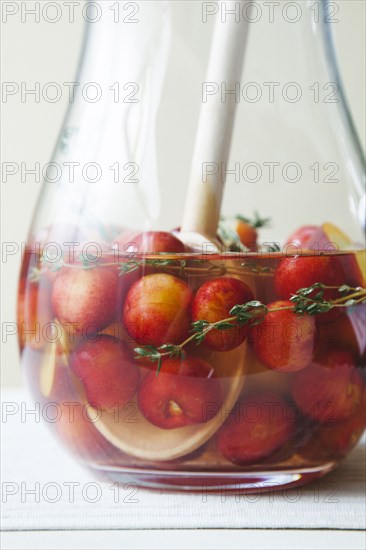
(291, 349), (363, 423)
(338, 253), (365, 288)
(274, 255), (346, 323)
(133, 231), (185, 253)
(217, 392), (296, 465)
(249, 300), (315, 372)
(70, 335), (140, 410)
(191, 278), (254, 351)
(52, 267), (119, 335)
(138, 357), (223, 429)
(299, 395), (366, 461)
(315, 307), (366, 360)
(275, 256), (345, 299)
(123, 273), (193, 346)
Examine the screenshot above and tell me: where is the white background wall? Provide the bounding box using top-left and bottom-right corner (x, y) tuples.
(1, 0), (365, 387)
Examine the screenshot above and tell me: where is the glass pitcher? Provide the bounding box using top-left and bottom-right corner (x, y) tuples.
(18, 0), (365, 491)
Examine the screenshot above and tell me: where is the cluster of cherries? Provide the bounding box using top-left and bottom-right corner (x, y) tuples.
(18, 222), (366, 467)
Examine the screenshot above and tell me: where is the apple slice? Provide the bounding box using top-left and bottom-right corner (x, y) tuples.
(322, 222), (353, 248)
(39, 320), (70, 398)
(39, 339), (58, 398)
(88, 343), (248, 462)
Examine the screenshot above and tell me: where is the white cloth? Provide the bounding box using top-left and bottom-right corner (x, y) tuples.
(1, 389), (365, 531)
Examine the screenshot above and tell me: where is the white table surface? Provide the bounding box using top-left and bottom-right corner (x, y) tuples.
(2, 529), (366, 550)
(1, 388), (365, 550)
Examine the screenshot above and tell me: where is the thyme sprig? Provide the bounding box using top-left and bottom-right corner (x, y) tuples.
(218, 212), (273, 253)
(290, 283), (366, 313)
(135, 283), (366, 373)
(267, 243), (281, 253)
(30, 255), (227, 281)
(234, 211), (271, 229)
(117, 258), (229, 278)
(221, 211), (271, 229)
(118, 258), (187, 275)
(238, 262), (274, 275)
(217, 221), (248, 252)
(31, 254), (277, 282)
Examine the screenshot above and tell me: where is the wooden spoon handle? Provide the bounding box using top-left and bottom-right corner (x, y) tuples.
(181, 1), (251, 238)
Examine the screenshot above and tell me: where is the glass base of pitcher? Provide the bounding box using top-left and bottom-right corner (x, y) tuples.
(90, 462), (337, 493)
